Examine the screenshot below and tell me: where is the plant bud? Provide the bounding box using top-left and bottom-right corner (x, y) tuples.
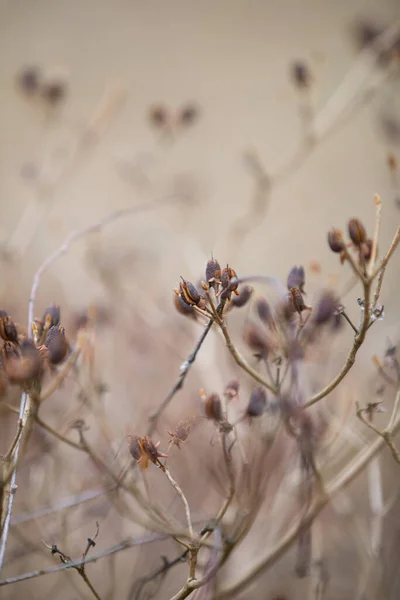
(361, 239), (374, 261)
(231, 285), (253, 308)
(243, 324), (270, 359)
(220, 266), (239, 295)
(42, 303), (61, 329)
(179, 278), (202, 307)
(255, 298), (273, 325)
(246, 387), (267, 417)
(348, 218), (367, 246)
(287, 266), (305, 293)
(0, 315), (18, 343)
(204, 393), (223, 421)
(327, 229), (345, 253)
(313, 290), (338, 325)
(127, 435), (142, 460)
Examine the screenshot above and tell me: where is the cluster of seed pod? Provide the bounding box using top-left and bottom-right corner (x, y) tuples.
(0, 303), (69, 396)
(328, 217), (375, 272)
(127, 435), (167, 470)
(17, 66), (68, 106)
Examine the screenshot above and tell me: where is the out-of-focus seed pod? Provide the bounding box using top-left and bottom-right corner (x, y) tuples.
(291, 61), (312, 89)
(41, 80), (67, 105)
(32, 320), (43, 345)
(361, 239), (374, 261)
(44, 326), (68, 365)
(288, 287), (306, 314)
(42, 303), (61, 330)
(204, 393), (223, 421)
(243, 324), (270, 359)
(231, 285), (253, 308)
(255, 297), (273, 325)
(173, 293), (196, 319)
(224, 379), (240, 399)
(149, 104), (168, 127)
(5, 339), (42, 384)
(127, 435), (142, 460)
(313, 290), (338, 325)
(246, 387), (267, 417)
(327, 229), (345, 253)
(287, 266), (305, 293)
(348, 218), (367, 246)
(178, 103), (199, 126)
(18, 67), (40, 95)
(205, 257), (221, 285)
(387, 152), (397, 173)
(0, 315), (18, 343)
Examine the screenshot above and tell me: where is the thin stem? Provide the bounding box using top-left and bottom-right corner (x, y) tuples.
(160, 465), (194, 541)
(340, 309), (358, 334)
(367, 195), (382, 277)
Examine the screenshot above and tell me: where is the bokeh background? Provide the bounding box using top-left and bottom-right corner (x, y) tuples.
(1, 1), (400, 599)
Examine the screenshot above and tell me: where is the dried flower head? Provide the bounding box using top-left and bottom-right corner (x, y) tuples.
(0, 315), (18, 343)
(205, 257), (221, 286)
(287, 266), (305, 294)
(128, 435), (167, 469)
(230, 285), (253, 308)
(44, 326), (68, 365)
(168, 418), (195, 449)
(327, 229), (345, 253)
(348, 218), (367, 247)
(246, 387), (267, 418)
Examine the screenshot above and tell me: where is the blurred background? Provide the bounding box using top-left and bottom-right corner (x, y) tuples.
(0, 0), (400, 599)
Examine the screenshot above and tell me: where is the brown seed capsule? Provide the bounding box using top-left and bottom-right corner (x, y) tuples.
(246, 387), (267, 417)
(41, 80), (67, 105)
(231, 285), (253, 308)
(288, 287), (306, 314)
(204, 393), (223, 421)
(179, 278), (201, 306)
(4, 339), (42, 384)
(173, 293), (196, 319)
(128, 435), (142, 460)
(327, 229), (345, 253)
(387, 152), (398, 172)
(287, 266), (305, 293)
(168, 418), (194, 449)
(205, 258), (221, 284)
(149, 104), (168, 127)
(361, 239), (374, 261)
(243, 324), (270, 359)
(178, 103), (199, 126)
(138, 436), (167, 468)
(291, 61), (311, 89)
(17, 66), (40, 95)
(256, 298), (272, 324)
(224, 379), (240, 399)
(44, 326), (68, 365)
(42, 303), (61, 329)
(0, 315), (18, 343)
(348, 218), (367, 246)
(313, 290), (338, 325)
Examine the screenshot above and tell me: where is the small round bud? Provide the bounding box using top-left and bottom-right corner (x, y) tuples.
(246, 387), (267, 417)
(327, 229), (345, 253)
(348, 218), (367, 246)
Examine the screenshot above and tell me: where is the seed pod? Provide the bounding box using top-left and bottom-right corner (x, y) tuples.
(348, 218), (367, 246)
(219, 266), (239, 299)
(0, 315), (18, 343)
(287, 266), (305, 293)
(138, 436), (167, 466)
(327, 229), (345, 253)
(255, 298), (272, 324)
(44, 326), (68, 365)
(224, 379), (240, 399)
(205, 258), (221, 284)
(231, 286), (253, 308)
(173, 293), (196, 319)
(5, 339), (42, 384)
(243, 324), (270, 359)
(291, 61), (311, 89)
(41, 303), (61, 330)
(361, 239), (374, 261)
(313, 290), (338, 325)
(18, 66), (40, 95)
(246, 387), (267, 417)
(127, 435), (142, 460)
(288, 287), (306, 314)
(179, 103), (199, 126)
(149, 104), (168, 127)
(41, 80), (67, 105)
(179, 278), (201, 306)
(204, 393), (223, 421)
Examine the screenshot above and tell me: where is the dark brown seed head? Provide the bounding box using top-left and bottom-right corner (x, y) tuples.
(127, 435), (142, 460)
(288, 287), (306, 314)
(348, 218), (367, 246)
(44, 326), (68, 365)
(246, 387), (267, 417)
(287, 266), (305, 293)
(327, 229), (345, 253)
(224, 379), (240, 399)
(243, 324), (270, 359)
(0, 316), (18, 343)
(204, 393), (223, 421)
(205, 258), (221, 284)
(42, 303), (61, 329)
(41, 80), (67, 105)
(179, 103), (199, 126)
(149, 104), (168, 127)
(231, 285), (253, 308)
(179, 278), (201, 306)
(313, 290), (338, 325)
